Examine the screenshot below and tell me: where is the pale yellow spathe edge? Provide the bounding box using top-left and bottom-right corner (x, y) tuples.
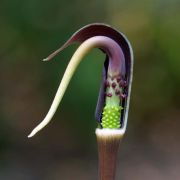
(28, 36), (121, 138)
(95, 128), (125, 138)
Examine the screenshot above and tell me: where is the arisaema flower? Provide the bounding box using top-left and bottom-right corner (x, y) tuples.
(28, 23), (133, 180)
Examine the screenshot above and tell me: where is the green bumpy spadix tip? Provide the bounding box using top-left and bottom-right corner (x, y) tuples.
(101, 105), (123, 128)
(100, 75), (125, 129)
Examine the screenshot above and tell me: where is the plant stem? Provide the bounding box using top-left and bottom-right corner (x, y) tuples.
(96, 129), (124, 180)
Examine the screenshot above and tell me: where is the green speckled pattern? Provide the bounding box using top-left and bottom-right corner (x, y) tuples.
(101, 106), (123, 128)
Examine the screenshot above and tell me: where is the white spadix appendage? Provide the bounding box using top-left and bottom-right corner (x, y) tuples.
(28, 36), (125, 138)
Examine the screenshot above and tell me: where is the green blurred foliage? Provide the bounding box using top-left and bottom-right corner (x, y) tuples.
(0, 0), (180, 179)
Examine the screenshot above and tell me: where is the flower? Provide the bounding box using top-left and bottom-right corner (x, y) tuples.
(28, 23), (133, 138)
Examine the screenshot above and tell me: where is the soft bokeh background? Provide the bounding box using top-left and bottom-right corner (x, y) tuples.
(0, 0), (180, 179)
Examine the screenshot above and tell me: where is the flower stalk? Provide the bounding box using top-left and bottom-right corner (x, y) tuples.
(96, 129), (124, 180)
(28, 23), (133, 180)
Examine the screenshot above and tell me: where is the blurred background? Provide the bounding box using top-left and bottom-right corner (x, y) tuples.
(0, 0), (180, 179)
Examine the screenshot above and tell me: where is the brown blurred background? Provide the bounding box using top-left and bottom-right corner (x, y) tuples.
(0, 0), (180, 179)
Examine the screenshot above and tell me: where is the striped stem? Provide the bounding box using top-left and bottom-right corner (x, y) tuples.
(96, 129), (124, 180)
